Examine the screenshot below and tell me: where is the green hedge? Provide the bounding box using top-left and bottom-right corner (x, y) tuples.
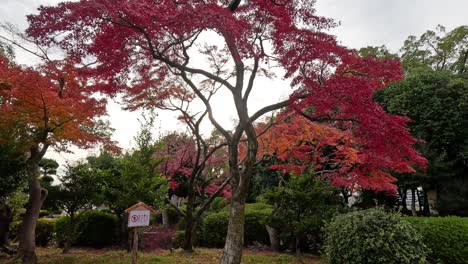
(36, 218), (56, 247)
(202, 203), (272, 248)
(406, 216), (468, 264)
(9, 218), (55, 247)
(55, 211), (117, 248)
(323, 209), (428, 264)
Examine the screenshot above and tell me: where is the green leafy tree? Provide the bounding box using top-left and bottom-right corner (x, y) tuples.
(89, 116), (168, 247)
(380, 69), (468, 215)
(401, 25), (468, 74)
(263, 173), (343, 255)
(55, 162), (100, 252)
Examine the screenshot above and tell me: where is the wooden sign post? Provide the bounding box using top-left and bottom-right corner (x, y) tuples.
(125, 202), (156, 264)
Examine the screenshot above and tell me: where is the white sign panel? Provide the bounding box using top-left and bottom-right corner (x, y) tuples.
(128, 210), (150, 227)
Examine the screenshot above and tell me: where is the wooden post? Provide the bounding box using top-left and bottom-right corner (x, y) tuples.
(132, 227), (138, 264)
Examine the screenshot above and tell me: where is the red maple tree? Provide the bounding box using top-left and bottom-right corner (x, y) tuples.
(257, 113), (416, 193)
(0, 55), (112, 263)
(26, 1), (425, 263)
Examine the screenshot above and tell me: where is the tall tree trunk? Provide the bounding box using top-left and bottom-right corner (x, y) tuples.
(399, 187), (409, 215)
(422, 188), (431, 216)
(18, 160), (47, 264)
(411, 188), (417, 216)
(416, 189), (423, 215)
(0, 202), (14, 255)
(266, 225), (280, 252)
(295, 232), (302, 259)
(183, 217), (195, 252)
(161, 209), (169, 229)
(221, 138), (256, 264)
(183, 194), (195, 252)
(220, 193), (246, 264)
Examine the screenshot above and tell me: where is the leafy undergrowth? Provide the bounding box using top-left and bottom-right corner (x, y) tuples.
(0, 248), (321, 264)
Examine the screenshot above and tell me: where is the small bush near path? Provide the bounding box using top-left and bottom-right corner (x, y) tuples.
(0, 247), (321, 264)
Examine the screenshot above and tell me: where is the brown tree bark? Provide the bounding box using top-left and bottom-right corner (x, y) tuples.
(161, 209), (169, 229)
(266, 225), (280, 252)
(220, 124), (257, 264)
(0, 202), (15, 255)
(18, 158), (47, 264)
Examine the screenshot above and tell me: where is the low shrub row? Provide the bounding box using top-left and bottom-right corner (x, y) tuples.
(201, 203), (272, 247)
(9, 218), (56, 247)
(406, 216), (468, 264)
(55, 211), (117, 248)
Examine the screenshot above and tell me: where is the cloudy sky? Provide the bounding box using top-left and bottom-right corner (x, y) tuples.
(1, 0), (467, 173)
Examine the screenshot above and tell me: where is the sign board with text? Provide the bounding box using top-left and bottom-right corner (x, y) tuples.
(128, 210), (150, 227)
(125, 202), (156, 228)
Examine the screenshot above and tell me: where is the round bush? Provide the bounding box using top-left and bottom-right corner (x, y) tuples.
(9, 218), (55, 246)
(323, 208), (428, 264)
(36, 218), (55, 247)
(406, 216), (468, 264)
(202, 211), (229, 247)
(202, 203), (272, 248)
(55, 211), (117, 248)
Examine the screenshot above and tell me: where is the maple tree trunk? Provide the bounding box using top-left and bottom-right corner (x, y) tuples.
(183, 216), (195, 252)
(161, 209), (169, 229)
(422, 189), (431, 216)
(220, 192), (246, 264)
(18, 160), (47, 264)
(399, 187), (409, 215)
(266, 225), (280, 252)
(221, 136), (256, 264)
(0, 202), (15, 255)
(183, 193), (195, 252)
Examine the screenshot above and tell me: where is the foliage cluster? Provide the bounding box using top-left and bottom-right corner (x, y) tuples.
(10, 218), (55, 247)
(55, 211), (117, 248)
(201, 203), (272, 248)
(406, 216), (468, 264)
(263, 174), (344, 253)
(323, 209), (428, 264)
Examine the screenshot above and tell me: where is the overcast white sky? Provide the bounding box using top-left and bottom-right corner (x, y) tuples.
(1, 0), (467, 174)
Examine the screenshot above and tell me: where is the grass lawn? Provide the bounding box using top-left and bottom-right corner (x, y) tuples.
(0, 248), (321, 264)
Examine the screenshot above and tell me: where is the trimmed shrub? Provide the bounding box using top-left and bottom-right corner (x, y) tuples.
(406, 216), (468, 264)
(202, 211), (229, 247)
(202, 203), (272, 248)
(9, 218), (55, 246)
(36, 218), (55, 247)
(209, 197), (229, 212)
(323, 209), (428, 264)
(55, 211), (117, 248)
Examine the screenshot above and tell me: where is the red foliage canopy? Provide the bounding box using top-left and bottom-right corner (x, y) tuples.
(26, 0), (425, 192)
(155, 133), (231, 198)
(258, 114), (404, 192)
(0, 56), (111, 152)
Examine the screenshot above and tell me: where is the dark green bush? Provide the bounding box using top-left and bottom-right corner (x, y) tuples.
(9, 218), (55, 246)
(202, 203), (272, 248)
(9, 221), (21, 242)
(209, 197), (229, 212)
(55, 211), (117, 248)
(406, 216), (468, 264)
(36, 218), (55, 247)
(202, 211), (229, 247)
(323, 209), (428, 264)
